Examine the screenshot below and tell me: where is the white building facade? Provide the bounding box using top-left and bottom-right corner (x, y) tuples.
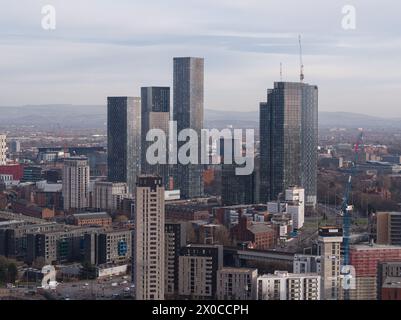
(62, 157), (90, 211)
(257, 271), (321, 300)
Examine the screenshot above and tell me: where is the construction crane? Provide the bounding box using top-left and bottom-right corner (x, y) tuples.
(298, 35), (305, 82)
(341, 129), (364, 298)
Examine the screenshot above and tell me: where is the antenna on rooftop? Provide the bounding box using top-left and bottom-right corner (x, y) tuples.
(299, 35), (304, 82)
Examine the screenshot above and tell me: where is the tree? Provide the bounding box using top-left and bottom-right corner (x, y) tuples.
(114, 215), (128, 223)
(7, 263), (17, 283)
(0, 256), (18, 284)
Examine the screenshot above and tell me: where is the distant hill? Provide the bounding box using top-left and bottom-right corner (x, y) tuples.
(318, 111), (401, 129)
(0, 105), (399, 129)
(0, 105), (106, 129)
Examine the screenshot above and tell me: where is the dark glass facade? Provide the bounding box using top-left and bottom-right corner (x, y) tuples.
(107, 97), (141, 194)
(141, 87), (170, 188)
(221, 138), (257, 205)
(173, 57), (204, 198)
(259, 82), (318, 206)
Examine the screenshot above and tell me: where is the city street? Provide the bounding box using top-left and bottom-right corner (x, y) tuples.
(52, 275), (134, 300)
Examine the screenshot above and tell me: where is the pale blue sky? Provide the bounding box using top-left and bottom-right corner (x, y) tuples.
(0, 0), (400, 116)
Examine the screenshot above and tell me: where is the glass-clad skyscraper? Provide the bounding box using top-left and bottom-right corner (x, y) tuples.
(107, 96), (141, 194)
(141, 87), (171, 188)
(173, 57), (204, 198)
(259, 82), (318, 206)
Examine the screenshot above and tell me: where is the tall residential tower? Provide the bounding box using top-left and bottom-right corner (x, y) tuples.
(107, 97), (141, 195)
(62, 157), (90, 211)
(173, 57), (204, 198)
(141, 87), (171, 188)
(134, 175), (165, 300)
(259, 82), (318, 206)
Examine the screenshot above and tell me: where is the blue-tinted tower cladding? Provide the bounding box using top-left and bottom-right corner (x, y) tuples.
(259, 82), (318, 207)
(107, 97), (141, 195)
(173, 57), (204, 198)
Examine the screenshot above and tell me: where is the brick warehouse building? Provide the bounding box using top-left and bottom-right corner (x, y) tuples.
(348, 244), (401, 300)
(0, 164), (24, 180)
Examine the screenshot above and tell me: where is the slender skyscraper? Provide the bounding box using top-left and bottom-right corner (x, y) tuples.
(173, 57), (204, 199)
(0, 134), (6, 165)
(134, 175), (165, 300)
(62, 157), (90, 211)
(107, 97), (141, 194)
(259, 82), (318, 206)
(141, 87), (171, 188)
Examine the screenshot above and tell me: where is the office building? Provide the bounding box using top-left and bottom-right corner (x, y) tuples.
(26, 227), (101, 265)
(0, 221), (66, 259)
(141, 87), (171, 188)
(178, 244), (223, 299)
(217, 267), (258, 300)
(21, 166), (42, 182)
(62, 157), (90, 212)
(221, 164), (256, 205)
(257, 271), (321, 300)
(173, 57), (204, 198)
(107, 97), (141, 194)
(376, 212), (401, 245)
(259, 82), (318, 206)
(318, 226), (343, 300)
(221, 139), (256, 205)
(165, 222), (187, 297)
(134, 175), (165, 300)
(9, 140), (20, 153)
(84, 229), (131, 265)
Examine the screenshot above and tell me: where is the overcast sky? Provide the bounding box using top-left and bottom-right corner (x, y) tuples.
(1, 0), (401, 116)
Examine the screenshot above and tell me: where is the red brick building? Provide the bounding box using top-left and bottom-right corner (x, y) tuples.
(381, 280), (401, 300)
(166, 204), (210, 221)
(0, 164), (24, 180)
(73, 212), (112, 227)
(348, 245), (401, 300)
(11, 199), (55, 219)
(231, 215), (274, 250)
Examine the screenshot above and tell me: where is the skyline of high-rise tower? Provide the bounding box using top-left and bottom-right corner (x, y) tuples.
(141, 87), (171, 189)
(173, 57), (204, 199)
(259, 81), (318, 206)
(134, 175), (165, 300)
(62, 156), (90, 211)
(107, 96), (141, 195)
